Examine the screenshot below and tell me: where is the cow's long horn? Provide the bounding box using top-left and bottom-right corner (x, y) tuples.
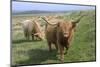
(41, 17), (58, 25)
(34, 33), (39, 36)
(72, 15), (85, 23)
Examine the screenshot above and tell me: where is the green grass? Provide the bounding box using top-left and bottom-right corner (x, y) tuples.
(12, 10), (96, 66)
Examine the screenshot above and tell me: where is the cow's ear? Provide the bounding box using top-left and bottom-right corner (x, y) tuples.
(71, 19), (79, 28)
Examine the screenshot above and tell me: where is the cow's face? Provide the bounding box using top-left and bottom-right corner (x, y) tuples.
(34, 32), (45, 40)
(39, 32), (45, 40)
(58, 22), (73, 38)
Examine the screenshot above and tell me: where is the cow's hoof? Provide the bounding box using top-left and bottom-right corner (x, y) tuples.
(60, 59), (64, 63)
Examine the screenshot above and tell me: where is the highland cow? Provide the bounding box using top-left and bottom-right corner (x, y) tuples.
(41, 15), (84, 62)
(22, 19), (44, 40)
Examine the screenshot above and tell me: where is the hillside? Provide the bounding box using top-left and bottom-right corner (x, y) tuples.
(12, 10), (68, 15)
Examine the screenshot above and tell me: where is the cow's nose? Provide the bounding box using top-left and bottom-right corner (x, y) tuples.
(64, 33), (68, 37)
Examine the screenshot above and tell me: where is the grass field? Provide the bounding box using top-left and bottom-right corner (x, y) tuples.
(12, 10), (96, 66)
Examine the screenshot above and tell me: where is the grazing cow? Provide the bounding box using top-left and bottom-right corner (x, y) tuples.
(22, 19), (44, 40)
(41, 15), (84, 62)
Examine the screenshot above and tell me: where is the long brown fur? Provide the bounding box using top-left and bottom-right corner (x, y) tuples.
(42, 16), (83, 62)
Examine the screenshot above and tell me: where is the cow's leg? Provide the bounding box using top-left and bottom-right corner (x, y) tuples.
(59, 45), (64, 62)
(27, 35), (29, 40)
(57, 39), (60, 54)
(65, 31), (73, 53)
(31, 34), (34, 40)
(24, 32), (27, 40)
(24, 30), (28, 40)
(25, 33), (29, 40)
(48, 42), (52, 52)
(65, 31), (73, 54)
(65, 43), (69, 54)
(54, 43), (58, 51)
(26, 34), (29, 40)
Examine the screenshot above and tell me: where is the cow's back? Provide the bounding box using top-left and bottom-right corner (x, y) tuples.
(46, 24), (57, 44)
(22, 20), (34, 34)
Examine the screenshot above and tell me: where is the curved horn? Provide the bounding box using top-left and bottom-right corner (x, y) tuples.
(41, 16), (58, 25)
(72, 15), (85, 23)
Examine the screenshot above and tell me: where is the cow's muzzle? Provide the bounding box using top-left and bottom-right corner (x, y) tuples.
(63, 33), (69, 38)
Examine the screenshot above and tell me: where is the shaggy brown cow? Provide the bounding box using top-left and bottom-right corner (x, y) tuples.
(22, 19), (44, 40)
(45, 22), (58, 51)
(41, 15), (84, 62)
(41, 16), (61, 51)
